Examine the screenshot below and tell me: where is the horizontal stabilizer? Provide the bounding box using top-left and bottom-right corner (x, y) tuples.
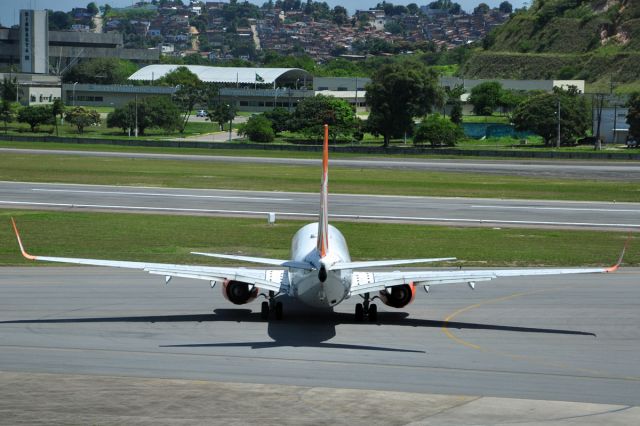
(329, 257), (456, 271)
(191, 252), (313, 270)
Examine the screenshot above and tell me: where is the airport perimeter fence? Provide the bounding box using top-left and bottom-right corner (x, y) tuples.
(2, 134), (640, 160)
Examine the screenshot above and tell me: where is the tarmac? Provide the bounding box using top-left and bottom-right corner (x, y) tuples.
(2, 181), (639, 230)
(1, 267), (639, 424)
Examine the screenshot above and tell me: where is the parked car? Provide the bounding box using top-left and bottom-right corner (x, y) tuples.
(196, 109), (207, 117)
(627, 137), (638, 148)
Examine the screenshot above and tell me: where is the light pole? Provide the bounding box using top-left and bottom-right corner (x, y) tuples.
(72, 82), (78, 106)
(134, 94), (138, 138)
(227, 103), (232, 142)
(556, 98), (561, 148)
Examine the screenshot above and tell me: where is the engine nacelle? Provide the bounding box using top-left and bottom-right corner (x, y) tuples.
(378, 283), (416, 309)
(222, 280), (259, 305)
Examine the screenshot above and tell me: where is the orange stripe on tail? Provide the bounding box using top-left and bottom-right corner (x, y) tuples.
(317, 124), (329, 258)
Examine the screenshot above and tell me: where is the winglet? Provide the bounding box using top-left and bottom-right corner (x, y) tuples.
(606, 234), (631, 273)
(11, 218), (37, 261)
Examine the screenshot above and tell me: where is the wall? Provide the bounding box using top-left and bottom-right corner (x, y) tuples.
(2, 135), (639, 160)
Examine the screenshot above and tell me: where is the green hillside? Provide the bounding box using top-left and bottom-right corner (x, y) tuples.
(462, 0), (640, 92)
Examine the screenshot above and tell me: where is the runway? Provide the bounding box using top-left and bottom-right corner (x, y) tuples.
(1, 267), (639, 412)
(1, 181), (639, 230)
(2, 147), (640, 180)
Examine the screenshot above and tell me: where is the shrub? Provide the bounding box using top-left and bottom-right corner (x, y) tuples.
(239, 115), (275, 142)
(414, 114), (463, 147)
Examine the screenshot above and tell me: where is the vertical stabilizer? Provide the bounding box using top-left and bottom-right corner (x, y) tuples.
(317, 124), (329, 258)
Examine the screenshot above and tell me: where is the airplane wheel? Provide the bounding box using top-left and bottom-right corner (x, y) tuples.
(368, 303), (378, 322)
(355, 303), (364, 322)
(260, 301), (269, 320)
(275, 301), (283, 320)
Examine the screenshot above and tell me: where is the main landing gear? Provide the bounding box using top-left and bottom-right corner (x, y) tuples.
(260, 290), (283, 321)
(355, 293), (377, 322)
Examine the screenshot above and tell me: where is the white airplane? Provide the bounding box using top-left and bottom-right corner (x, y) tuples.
(12, 125), (626, 321)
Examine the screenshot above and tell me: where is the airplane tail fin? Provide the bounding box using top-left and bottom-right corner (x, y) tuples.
(317, 124), (329, 258)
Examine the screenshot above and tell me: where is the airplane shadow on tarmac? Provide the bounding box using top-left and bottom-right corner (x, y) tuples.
(0, 297), (595, 353)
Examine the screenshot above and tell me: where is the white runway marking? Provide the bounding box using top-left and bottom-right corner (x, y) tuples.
(31, 188), (292, 202)
(472, 205), (640, 213)
(2, 200), (639, 229)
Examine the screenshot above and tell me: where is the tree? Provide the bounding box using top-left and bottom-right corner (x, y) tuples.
(332, 6), (348, 25)
(106, 106), (135, 134)
(49, 11), (73, 30)
(468, 81), (504, 116)
(62, 58), (139, 84)
(407, 3), (420, 15)
(238, 115), (275, 142)
(65, 107), (101, 134)
(0, 99), (16, 133)
(87, 2), (99, 15)
(263, 107), (291, 135)
(499, 1), (513, 13)
(157, 67), (214, 133)
(1, 76), (17, 101)
(444, 84), (465, 124)
(512, 88), (589, 146)
(626, 92), (640, 140)
(414, 114), (463, 147)
(18, 106), (54, 132)
(450, 101), (463, 125)
(365, 63), (443, 147)
(289, 95), (359, 142)
(107, 97), (181, 136)
(207, 104), (236, 131)
(51, 99), (65, 136)
(474, 3), (490, 15)
(101, 4), (112, 16)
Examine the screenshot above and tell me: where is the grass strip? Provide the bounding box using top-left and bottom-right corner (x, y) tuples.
(0, 210), (635, 267)
(0, 152), (638, 202)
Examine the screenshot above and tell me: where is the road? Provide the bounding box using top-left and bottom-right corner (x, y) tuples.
(0, 267), (639, 424)
(2, 147), (640, 180)
(1, 181), (638, 230)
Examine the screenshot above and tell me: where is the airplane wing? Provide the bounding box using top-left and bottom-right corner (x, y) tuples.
(191, 251), (313, 270)
(329, 257), (456, 271)
(349, 244), (627, 297)
(11, 219), (287, 294)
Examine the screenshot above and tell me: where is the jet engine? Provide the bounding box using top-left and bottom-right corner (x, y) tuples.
(378, 283), (416, 309)
(222, 280), (259, 305)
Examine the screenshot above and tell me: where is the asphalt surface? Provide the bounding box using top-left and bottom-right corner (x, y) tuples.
(1, 267), (639, 424)
(2, 147), (640, 180)
(1, 181), (639, 230)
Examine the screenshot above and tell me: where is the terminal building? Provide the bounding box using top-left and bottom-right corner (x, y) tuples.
(128, 65), (370, 112)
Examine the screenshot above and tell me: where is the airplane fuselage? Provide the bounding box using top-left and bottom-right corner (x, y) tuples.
(288, 222), (352, 308)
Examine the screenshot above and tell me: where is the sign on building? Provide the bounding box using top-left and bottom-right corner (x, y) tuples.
(20, 10), (49, 74)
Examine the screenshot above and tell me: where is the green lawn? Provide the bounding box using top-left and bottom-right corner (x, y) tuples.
(1, 119), (216, 140)
(0, 151), (638, 202)
(1, 210), (634, 267)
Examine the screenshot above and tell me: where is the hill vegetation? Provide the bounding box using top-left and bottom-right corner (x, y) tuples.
(463, 0), (640, 92)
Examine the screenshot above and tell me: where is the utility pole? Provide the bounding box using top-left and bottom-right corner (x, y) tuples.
(72, 81), (78, 106)
(594, 94), (604, 151)
(556, 98), (561, 148)
(134, 94), (138, 138)
(227, 104), (232, 142)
